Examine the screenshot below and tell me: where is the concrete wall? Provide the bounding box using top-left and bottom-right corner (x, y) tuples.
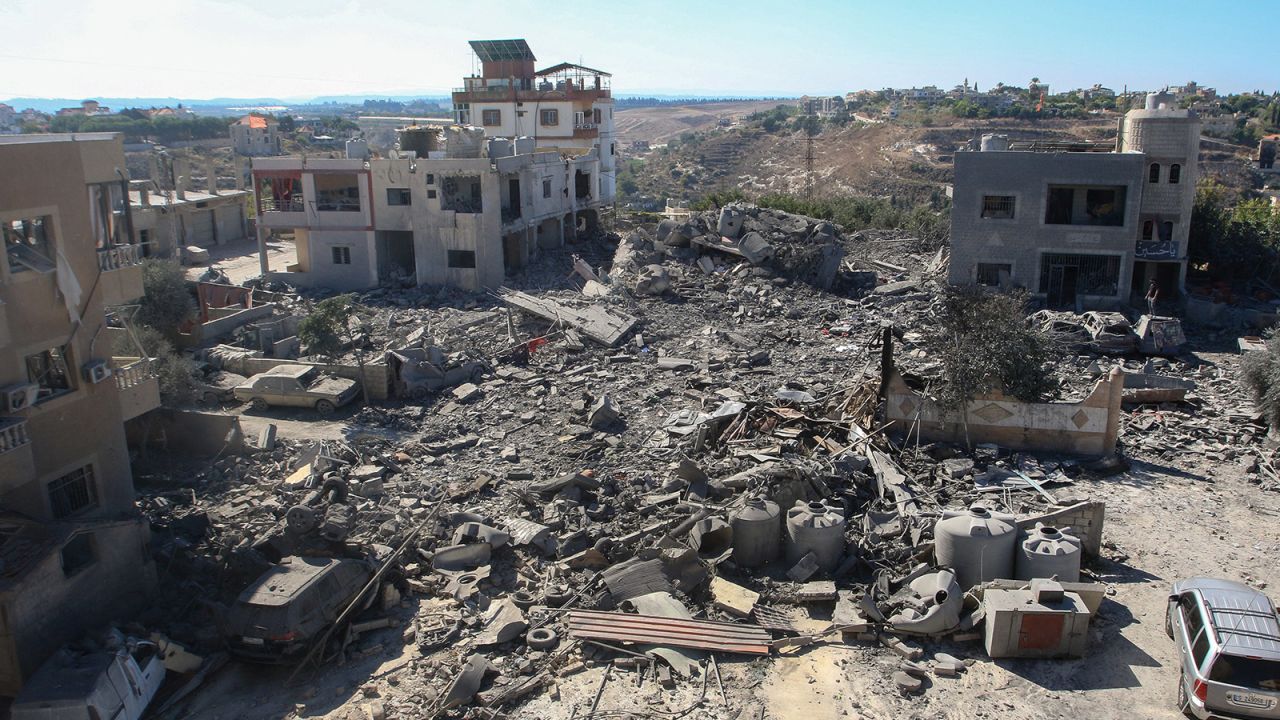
(1018, 501), (1106, 558)
(125, 408), (245, 456)
(0, 518), (156, 696)
(948, 150), (1145, 307)
(219, 356), (390, 400)
(884, 368), (1124, 457)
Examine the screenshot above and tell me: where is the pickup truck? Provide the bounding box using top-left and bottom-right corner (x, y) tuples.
(233, 364), (360, 415)
(10, 639), (166, 720)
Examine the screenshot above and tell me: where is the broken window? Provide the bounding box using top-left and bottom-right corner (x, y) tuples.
(980, 195), (1015, 219)
(3, 215), (56, 273)
(314, 173), (361, 212)
(1149, 163), (1160, 183)
(331, 246), (351, 265)
(1169, 164), (1181, 184)
(482, 109), (501, 126)
(60, 532), (97, 576)
(386, 188), (411, 206)
(441, 175), (483, 213)
(540, 109), (559, 126)
(575, 170), (591, 200)
(543, 179), (552, 199)
(88, 181), (131, 249)
(258, 176), (302, 212)
(447, 250), (476, 269)
(26, 345), (73, 402)
(975, 263), (1011, 287)
(1045, 185), (1126, 226)
(455, 104), (470, 125)
(49, 465), (98, 519)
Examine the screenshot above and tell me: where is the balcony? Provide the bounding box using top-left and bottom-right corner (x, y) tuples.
(113, 357), (160, 422)
(98, 244), (144, 305)
(0, 417), (35, 489)
(260, 196), (305, 213)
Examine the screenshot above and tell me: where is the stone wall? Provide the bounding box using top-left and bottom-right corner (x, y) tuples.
(883, 368), (1123, 457)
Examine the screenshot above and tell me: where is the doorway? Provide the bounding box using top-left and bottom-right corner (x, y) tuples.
(1046, 264), (1079, 309)
(376, 231), (416, 285)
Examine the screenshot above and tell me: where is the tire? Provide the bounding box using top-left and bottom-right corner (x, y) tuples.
(1176, 678), (1194, 718)
(315, 399), (336, 416)
(202, 391), (220, 406)
(250, 397), (268, 411)
(527, 627), (558, 650)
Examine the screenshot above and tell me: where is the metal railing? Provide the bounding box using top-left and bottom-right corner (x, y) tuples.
(574, 122), (598, 130)
(260, 196), (305, 213)
(97, 244), (142, 272)
(113, 358), (157, 390)
(0, 417), (30, 455)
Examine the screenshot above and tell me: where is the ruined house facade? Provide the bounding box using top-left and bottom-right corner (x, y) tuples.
(949, 93), (1199, 309)
(0, 133), (159, 695)
(253, 126), (606, 291)
(451, 39), (617, 203)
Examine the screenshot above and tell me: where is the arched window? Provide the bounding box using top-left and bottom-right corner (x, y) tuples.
(1169, 164), (1181, 184)
(1142, 220), (1154, 241)
(1149, 163), (1161, 183)
(1162, 221), (1174, 242)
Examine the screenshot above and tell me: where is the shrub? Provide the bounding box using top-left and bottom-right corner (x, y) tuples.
(136, 259), (195, 335)
(114, 324), (195, 404)
(298, 293), (357, 362)
(1242, 329), (1280, 430)
(925, 286), (1055, 411)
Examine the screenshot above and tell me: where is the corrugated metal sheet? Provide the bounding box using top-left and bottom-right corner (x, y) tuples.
(567, 610), (772, 655)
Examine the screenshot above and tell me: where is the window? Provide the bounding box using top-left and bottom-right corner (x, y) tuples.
(611, 143), (616, 156)
(258, 176), (302, 212)
(543, 179), (552, 199)
(975, 263), (1011, 287)
(386, 188), (411, 206)
(1209, 655), (1280, 691)
(441, 175), (483, 213)
(314, 173), (361, 212)
(61, 532), (96, 576)
(1045, 185), (1126, 226)
(4, 216), (56, 273)
(427, 189), (437, 199)
(1142, 220), (1154, 241)
(26, 345), (73, 401)
(89, 181), (131, 249)
(1191, 630), (1210, 667)
(593, 108), (602, 124)
(1039, 253), (1122, 297)
(540, 109), (559, 126)
(447, 250), (476, 269)
(1180, 594), (1204, 638)
(49, 466), (98, 519)
(1149, 163), (1161, 183)
(426, 174), (435, 186)
(331, 246), (351, 265)
(1161, 221), (1174, 242)
(981, 195), (1016, 219)
(1169, 164), (1181, 184)
(481, 109), (501, 126)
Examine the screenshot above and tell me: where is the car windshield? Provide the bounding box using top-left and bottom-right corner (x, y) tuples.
(229, 603), (293, 634)
(298, 368), (320, 387)
(1209, 654), (1280, 691)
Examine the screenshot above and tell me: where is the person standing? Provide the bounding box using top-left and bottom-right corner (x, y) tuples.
(1145, 279), (1160, 317)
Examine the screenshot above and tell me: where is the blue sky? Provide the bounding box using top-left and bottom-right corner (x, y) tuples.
(0, 0), (1274, 101)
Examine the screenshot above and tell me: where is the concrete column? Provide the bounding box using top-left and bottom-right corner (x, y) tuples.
(257, 224), (269, 276)
(1101, 366), (1124, 455)
(206, 160), (218, 195)
(558, 216), (565, 246)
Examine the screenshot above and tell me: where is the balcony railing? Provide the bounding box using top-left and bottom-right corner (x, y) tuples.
(0, 417), (30, 455)
(260, 196), (305, 213)
(97, 244), (142, 272)
(314, 199), (362, 213)
(114, 358), (157, 390)
(574, 122), (598, 130)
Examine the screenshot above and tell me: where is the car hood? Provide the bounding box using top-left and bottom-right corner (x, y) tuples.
(312, 377), (358, 395)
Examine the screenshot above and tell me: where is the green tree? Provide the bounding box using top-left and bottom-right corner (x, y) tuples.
(925, 286), (1055, 412)
(115, 324), (196, 405)
(136, 259), (195, 337)
(298, 294), (370, 403)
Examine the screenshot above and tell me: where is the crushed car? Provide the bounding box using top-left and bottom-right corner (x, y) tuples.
(192, 366), (248, 406)
(233, 364), (360, 415)
(224, 556), (376, 664)
(389, 345), (489, 400)
(10, 638), (165, 720)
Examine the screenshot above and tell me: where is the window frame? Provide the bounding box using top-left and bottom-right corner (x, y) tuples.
(3, 212), (58, 275)
(1142, 220), (1154, 241)
(26, 344), (76, 403)
(1169, 164), (1181, 184)
(540, 109), (559, 126)
(331, 246), (352, 265)
(980, 195), (1016, 220)
(543, 178), (552, 199)
(48, 465), (99, 519)
(481, 109), (502, 127)
(60, 532), (98, 577)
(975, 262), (1012, 287)
(1149, 163), (1161, 184)
(386, 188), (411, 206)
(447, 249), (477, 269)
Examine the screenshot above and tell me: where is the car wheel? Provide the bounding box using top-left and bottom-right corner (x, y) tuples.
(316, 400), (336, 416)
(250, 397), (268, 411)
(1176, 678), (1195, 718)
(203, 391), (220, 406)
(410, 386), (429, 402)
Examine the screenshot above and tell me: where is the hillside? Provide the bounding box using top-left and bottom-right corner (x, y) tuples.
(614, 100), (789, 144)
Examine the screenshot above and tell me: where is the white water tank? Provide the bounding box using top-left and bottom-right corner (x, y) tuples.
(487, 137), (513, 159)
(784, 500), (845, 572)
(345, 139), (369, 160)
(934, 505), (1017, 588)
(980, 134), (1010, 152)
(515, 136), (536, 155)
(1015, 524), (1082, 582)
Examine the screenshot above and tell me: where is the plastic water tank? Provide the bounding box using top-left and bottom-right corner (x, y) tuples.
(487, 137), (513, 159)
(730, 497), (780, 568)
(785, 500), (846, 572)
(980, 133), (1010, 152)
(1015, 524), (1082, 582)
(934, 505), (1017, 588)
(514, 136), (536, 155)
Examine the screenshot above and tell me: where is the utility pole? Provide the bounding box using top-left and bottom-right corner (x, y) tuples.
(804, 131), (815, 200)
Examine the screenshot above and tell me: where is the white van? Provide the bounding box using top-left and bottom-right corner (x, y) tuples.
(10, 640), (165, 720)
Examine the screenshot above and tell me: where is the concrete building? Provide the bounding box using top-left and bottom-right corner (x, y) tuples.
(231, 114), (281, 157)
(55, 100), (111, 117)
(253, 125), (607, 291)
(948, 93), (1199, 308)
(0, 133), (159, 696)
(130, 180), (251, 258)
(451, 39), (616, 203)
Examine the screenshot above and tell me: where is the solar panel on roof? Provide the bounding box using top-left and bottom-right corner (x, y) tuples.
(468, 39), (535, 63)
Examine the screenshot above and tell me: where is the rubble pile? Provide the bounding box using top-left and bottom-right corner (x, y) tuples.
(131, 204), (1272, 718)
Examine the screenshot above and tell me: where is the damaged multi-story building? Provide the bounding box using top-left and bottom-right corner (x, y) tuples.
(129, 153), (252, 258)
(948, 92), (1199, 308)
(0, 133), (159, 695)
(251, 39), (615, 292)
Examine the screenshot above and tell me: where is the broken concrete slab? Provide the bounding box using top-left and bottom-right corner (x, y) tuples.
(787, 551), (820, 582)
(498, 288), (638, 347)
(709, 576), (759, 617)
(588, 395), (621, 430)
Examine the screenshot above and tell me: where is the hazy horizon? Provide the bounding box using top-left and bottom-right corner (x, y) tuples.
(2, 0), (1276, 103)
